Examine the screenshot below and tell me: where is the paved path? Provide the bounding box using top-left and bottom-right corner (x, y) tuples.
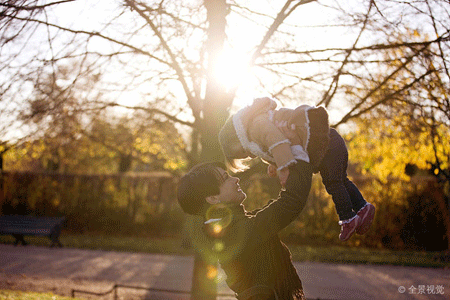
(0, 244), (449, 300)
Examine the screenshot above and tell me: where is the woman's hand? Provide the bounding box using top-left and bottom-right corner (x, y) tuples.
(278, 167), (289, 188)
(268, 163), (289, 187)
(267, 164), (277, 178)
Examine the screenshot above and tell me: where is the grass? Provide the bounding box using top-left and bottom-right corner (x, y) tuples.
(0, 233), (449, 268)
(288, 244), (449, 267)
(0, 290), (83, 300)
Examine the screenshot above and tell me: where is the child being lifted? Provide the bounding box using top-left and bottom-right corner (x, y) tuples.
(219, 97), (375, 241)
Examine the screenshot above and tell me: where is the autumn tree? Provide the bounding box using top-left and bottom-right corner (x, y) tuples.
(345, 26), (450, 249)
(4, 59), (187, 174)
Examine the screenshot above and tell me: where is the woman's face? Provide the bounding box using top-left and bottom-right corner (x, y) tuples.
(215, 167), (246, 204)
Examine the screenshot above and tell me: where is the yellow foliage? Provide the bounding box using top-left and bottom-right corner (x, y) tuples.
(348, 119), (449, 183)
(164, 160), (181, 170)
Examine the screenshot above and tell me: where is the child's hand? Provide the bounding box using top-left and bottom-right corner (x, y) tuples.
(278, 167), (289, 188)
(276, 121), (302, 145)
(267, 164), (277, 178)
(253, 97), (277, 111)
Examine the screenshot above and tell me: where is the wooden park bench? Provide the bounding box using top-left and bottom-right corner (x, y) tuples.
(0, 215), (65, 247)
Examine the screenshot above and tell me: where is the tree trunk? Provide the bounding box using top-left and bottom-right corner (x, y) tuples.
(190, 253), (217, 300)
(200, 0), (233, 162)
(190, 1), (230, 298)
(434, 182), (450, 250)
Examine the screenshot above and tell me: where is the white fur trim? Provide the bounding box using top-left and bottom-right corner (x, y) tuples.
(301, 105), (314, 150)
(291, 145), (310, 163)
(357, 203), (369, 212)
(232, 109), (275, 163)
(268, 110), (275, 122)
(268, 139), (291, 154)
(277, 159), (297, 171)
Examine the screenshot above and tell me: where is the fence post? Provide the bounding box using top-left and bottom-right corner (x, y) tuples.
(0, 151), (4, 213)
(114, 284), (118, 300)
(0, 172), (3, 214)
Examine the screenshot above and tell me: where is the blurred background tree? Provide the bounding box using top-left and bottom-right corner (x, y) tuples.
(4, 61), (187, 173)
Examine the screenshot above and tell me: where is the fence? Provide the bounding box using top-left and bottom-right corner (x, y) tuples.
(71, 283), (333, 300)
(0, 171), (180, 236)
(0, 170), (447, 250)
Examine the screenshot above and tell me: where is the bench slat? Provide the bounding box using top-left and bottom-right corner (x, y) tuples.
(0, 227), (52, 235)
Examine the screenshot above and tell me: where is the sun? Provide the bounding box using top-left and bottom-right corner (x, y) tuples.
(212, 48), (253, 93)
(210, 48), (259, 109)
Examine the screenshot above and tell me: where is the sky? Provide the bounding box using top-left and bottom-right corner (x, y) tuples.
(46, 0), (346, 108)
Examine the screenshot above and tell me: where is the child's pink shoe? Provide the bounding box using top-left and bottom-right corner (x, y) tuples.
(356, 203), (375, 235)
(339, 215), (361, 241)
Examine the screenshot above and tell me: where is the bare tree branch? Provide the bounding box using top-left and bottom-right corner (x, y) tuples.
(262, 36), (450, 56)
(7, 15), (173, 66)
(0, 0), (75, 11)
(318, 0), (374, 107)
(425, 0), (450, 80)
(335, 69), (434, 126)
(93, 102), (194, 127)
(123, 0), (199, 119)
(250, 0), (316, 65)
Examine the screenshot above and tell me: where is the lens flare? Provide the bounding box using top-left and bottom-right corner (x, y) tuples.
(205, 204), (233, 229)
(213, 240), (225, 252)
(206, 265), (218, 280)
(213, 224), (222, 235)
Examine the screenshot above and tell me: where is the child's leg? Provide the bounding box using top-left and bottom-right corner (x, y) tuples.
(344, 177), (375, 235)
(343, 177), (368, 212)
(304, 107), (330, 170)
(321, 162), (361, 241)
(321, 154), (356, 221)
(338, 141), (375, 235)
(320, 130), (356, 221)
(321, 129), (363, 241)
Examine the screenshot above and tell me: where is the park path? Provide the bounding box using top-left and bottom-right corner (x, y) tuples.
(0, 244), (449, 300)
